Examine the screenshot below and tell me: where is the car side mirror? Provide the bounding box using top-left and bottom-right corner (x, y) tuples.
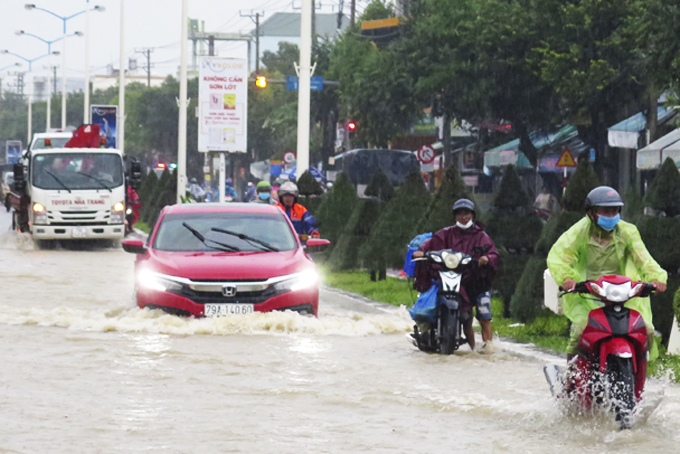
(122, 238), (147, 254)
(305, 238), (330, 254)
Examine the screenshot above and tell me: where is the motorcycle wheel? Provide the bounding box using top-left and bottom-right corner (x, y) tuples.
(605, 355), (636, 429)
(439, 308), (459, 355)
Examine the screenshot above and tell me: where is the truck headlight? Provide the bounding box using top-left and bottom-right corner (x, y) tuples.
(272, 269), (319, 293)
(110, 202), (125, 224)
(33, 203), (47, 224)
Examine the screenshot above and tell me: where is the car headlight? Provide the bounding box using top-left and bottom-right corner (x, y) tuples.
(272, 269), (319, 293)
(442, 251), (463, 269)
(137, 269), (185, 293)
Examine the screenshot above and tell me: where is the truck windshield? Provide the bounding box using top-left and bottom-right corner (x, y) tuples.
(31, 153), (124, 190)
(32, 138), (70, 149)
(153, 212), (298, 252)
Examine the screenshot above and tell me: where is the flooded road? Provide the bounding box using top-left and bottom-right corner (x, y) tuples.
(1, 209), (679, 453)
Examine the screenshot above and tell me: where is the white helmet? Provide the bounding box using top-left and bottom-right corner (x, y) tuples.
(278, 181), (299, 197)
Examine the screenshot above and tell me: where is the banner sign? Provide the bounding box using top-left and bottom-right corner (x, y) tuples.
(6, 140), (22, 164)
(198, 57), (248, 153)
(90, 105), (118, 149)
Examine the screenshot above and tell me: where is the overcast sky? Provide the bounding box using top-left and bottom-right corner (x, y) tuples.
(0, 0), (368, 93)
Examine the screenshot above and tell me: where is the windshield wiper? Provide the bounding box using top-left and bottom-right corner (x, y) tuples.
(42, 169), (72, 193)
(77, 172), (112, 192)
(211, 227), (279, 252)
(182, 222), (240, 252)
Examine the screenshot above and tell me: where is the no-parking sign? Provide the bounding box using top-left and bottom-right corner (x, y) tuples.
(417, 145), (436, 164)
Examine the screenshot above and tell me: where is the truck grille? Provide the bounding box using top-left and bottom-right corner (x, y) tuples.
(47, 209), (111, 224)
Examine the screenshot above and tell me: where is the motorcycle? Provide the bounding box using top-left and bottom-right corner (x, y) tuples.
(543, 275), (655, 429)
(410, 249), (478, 355)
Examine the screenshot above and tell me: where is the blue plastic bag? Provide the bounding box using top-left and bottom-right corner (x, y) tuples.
(408, 281), (440, 324)
(403, 232), (432, 277)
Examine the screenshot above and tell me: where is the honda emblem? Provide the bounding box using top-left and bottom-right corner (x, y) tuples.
(222, 285), (237, 297)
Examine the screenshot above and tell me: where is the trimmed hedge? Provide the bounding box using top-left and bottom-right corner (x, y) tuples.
(510, 255), (550, 322)
(314, 172), (359, 247)
(361, 172), (431, 271)
(562, 158), (599, 211)
(417, 165), (470, 234)
(643, 157), (680, 216)
(297, 170), (324, 196)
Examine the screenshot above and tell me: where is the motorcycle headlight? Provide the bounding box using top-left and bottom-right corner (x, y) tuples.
(137, 269), (185, 294)
(441, 251), (463, 269)
(272, 269), (319, 293)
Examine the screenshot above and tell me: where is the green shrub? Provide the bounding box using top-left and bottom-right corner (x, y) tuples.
(643, 157), (680, 216)
(493, 251), (531, 317)
(493, 164), (530, 213)
(329, 198), (383, 270)
(623, 185), (643, 225)
(417, 165), (469, 234)
(137, 170), (158, 220)
(143, 168), (171, 224)
(298, 195), (324, 217)
(652, 276), (680, 345)
(562, 159), (599, 211)
(509, 255), (548, 322)
(364, 167), (395, 201)
(361, 172), (432, 271)
(315, 172), (359, 247)
(637, 216), (680, 272)
(297, 170), (324, 196)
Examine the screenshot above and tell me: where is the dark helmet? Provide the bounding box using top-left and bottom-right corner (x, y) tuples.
(584, 186), (624, 210)
(452, 198), (476, 215)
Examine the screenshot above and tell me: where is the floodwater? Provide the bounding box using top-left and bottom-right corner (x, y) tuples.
(1, 210), (679, 453)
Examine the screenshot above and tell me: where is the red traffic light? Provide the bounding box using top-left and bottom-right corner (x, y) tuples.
(347, 121), (357, 131)
(157, 162), (167, 169)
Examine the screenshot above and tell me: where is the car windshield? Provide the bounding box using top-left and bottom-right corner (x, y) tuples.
(31, 152), (123, 190)
(32, 138), (70, 149)
(153, 212), (298, 252)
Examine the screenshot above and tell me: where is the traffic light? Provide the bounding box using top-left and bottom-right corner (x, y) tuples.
(347, 120), (357, 132)
(255, 75), (267, 89)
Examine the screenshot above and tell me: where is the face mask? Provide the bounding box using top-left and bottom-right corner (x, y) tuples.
(456, 220), (474, 229)
(597, 213), (620, 231)
(258, 192), (271, 201)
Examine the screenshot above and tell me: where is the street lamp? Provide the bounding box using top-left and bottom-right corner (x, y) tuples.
(0, 62), (21, 72)
(25, 3), (105, 129)
(15, 30), (83, 131)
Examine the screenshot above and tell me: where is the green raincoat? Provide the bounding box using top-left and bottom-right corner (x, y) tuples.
(547, 217), (667, 359)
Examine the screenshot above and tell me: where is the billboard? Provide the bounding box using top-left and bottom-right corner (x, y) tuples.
(6, 140), (22, 165)
(90, 105), (118, 149)
(198, 57), (248, 153)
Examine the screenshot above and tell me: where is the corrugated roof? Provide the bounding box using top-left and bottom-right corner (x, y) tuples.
(256, 12), (349, 38)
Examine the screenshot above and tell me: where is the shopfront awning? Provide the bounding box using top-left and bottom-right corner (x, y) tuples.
(608, 105), (676, 149)
(636, 128), (680, 169)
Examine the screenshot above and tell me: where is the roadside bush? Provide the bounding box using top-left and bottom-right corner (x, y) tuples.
(142, 168), (171, 225)
(297, 170), (324, 196)
(561, 159), (599, 211)
(315, 172), (359, 247)
(329, 171), (392, 271)
(147, 170), (177, 227)
(643, 157), (680, 216)
(652, 275), (680, 345)
(509, 255), (548, 322)
(361, 172), (432, 273)
(492, 165), (530, 213)
(417, 165), (469, 234)
(137, 170), (158, 218)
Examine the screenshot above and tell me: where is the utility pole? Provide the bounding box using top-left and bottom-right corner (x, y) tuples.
(53, 66), (58, 95)
(135, 48), (154, 87)
(351, 0), (356, 28)
(337, 0), (344, 29)
(240, 10), (263, 73)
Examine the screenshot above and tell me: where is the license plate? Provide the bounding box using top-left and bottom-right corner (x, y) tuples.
(72, 227), (88, 238)
(204, 303), (254, 317)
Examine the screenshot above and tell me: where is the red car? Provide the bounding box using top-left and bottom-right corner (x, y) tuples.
(121, 203), (329, 317)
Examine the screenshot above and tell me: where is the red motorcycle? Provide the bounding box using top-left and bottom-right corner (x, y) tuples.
(544, 275), (655, 429)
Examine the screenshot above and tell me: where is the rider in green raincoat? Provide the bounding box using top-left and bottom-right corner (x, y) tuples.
(547, 186), (667, 361)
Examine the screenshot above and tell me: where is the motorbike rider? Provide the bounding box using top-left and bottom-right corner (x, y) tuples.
(125, 185), (141, 234)
(413, 199), (500, 352)
(188, 177), (206, 202)
(547, 186), (667, 362)
(275, 181), (320, 238)
(253, 180), (275, 204)
(224, 178), (239, 200)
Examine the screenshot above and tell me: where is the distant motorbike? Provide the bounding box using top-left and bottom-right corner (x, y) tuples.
(544, 275), (655, 429)
(410, 249), (479, 355)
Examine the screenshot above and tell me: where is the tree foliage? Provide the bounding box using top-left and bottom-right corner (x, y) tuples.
(562, 159), (600, 212)
(315, 172), (359, 247)
(417, 165), (469, 234)
(643, 157), (680, 216)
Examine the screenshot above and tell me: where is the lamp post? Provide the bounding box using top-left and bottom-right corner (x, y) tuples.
(15, 30), (82, 131)
(0, 62), (21, 72)
(177, 0), (188, 203)
(24, 3), (105, 129)
(119, 0), (125, 154)
(0, 50), (55, 143)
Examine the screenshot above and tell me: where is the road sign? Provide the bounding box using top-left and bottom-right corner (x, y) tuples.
(416, 145), (436, 164)
(283, 151), (296, 164)
(285, 76), (324, 91)
(556, 147), (577, 167)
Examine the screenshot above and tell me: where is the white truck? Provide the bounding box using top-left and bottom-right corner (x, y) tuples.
(8, 125), (141, 244)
